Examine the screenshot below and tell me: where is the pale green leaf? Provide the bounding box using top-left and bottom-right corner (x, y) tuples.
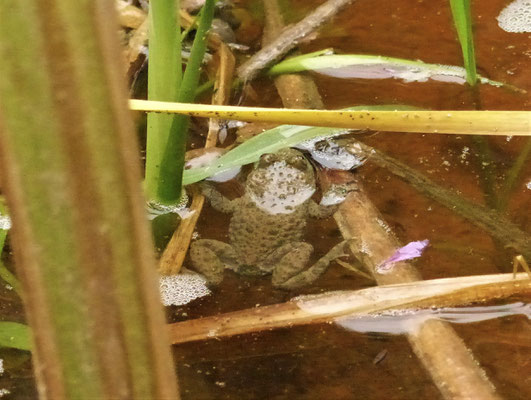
(0, 322), (31, 351)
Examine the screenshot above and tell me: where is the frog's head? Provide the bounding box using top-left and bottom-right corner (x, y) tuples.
(245, 148), (316, 214)
(257, 148), (312, 172)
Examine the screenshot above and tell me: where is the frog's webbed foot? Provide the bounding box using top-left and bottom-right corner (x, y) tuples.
(272, 240), (350, 290)
(269, 242), (313, 287)
(190, 239), (238, 285)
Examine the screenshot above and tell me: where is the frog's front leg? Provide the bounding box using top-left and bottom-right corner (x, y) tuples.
(271, 240), (350, 290)
(308, 200), (337, 219)
(200, 182), (239, 214)
(190, 239), (239, 285)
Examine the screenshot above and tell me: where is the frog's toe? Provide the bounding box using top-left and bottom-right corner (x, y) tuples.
(271, 242), (313, 288)
(190, 240), (231, 286)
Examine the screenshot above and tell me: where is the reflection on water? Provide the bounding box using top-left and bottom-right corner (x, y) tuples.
(336, 302), (531, 335)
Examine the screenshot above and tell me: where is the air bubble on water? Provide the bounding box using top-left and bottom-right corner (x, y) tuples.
(295, 130), (351, 151)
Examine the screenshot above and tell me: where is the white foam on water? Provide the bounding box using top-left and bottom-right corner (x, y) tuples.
(497, 0), (531, 32)
(159, 272), (211, 306)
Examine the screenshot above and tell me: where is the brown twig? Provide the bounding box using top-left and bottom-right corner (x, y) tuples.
(167, 272), (531, 344)
(237, 0), (354, 82)
(262, 0), (324, 110)
(206, 42), (236, 146)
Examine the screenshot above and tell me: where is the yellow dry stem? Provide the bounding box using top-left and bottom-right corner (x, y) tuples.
(129, 99), (531, 136)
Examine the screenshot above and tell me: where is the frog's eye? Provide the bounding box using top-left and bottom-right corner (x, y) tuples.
(260, 153), (276, 165)
(290, 155), (308, 170)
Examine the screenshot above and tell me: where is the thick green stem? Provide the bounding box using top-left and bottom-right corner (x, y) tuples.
(0, 0), (179, 398)
(145, 0), (182, 204)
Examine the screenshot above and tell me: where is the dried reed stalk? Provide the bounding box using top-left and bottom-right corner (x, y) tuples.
(167, 272), (530, 344)
(129, 101), (531, 136)
(262, 0), (324, 110)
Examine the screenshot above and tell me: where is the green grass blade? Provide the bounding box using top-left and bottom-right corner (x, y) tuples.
(178, 0), (215, 103)
(155, 0), (216, 204)
(182, 105), (421, 184)
(449, 0), (478, 85)
(269, 53), (510, 89)
(0, 322), (31, 351)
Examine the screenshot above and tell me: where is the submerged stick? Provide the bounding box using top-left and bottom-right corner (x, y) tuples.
(237, 0), (354, 81)
(352, 141), (531, 260)
(129, 100), (531, 136)
(167, 272), (531, 344)
(159, 187), (205, 275)
(330, 173), (501, 400)
(256, 18), (502, 396)
(262, 0), (324, 110)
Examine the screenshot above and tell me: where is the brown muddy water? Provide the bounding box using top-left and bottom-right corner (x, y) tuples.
(1, 0), (531, 399)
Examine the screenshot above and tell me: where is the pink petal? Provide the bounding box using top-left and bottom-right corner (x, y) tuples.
(377, 240), (430, 272)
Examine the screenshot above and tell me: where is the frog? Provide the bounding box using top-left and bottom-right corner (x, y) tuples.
(190, 148), (353, 290)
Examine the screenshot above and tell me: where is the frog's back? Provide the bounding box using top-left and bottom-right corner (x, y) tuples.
(229, 200), (307, 266)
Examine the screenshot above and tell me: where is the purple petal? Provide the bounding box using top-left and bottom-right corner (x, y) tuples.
(377, 240), (430, 272)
